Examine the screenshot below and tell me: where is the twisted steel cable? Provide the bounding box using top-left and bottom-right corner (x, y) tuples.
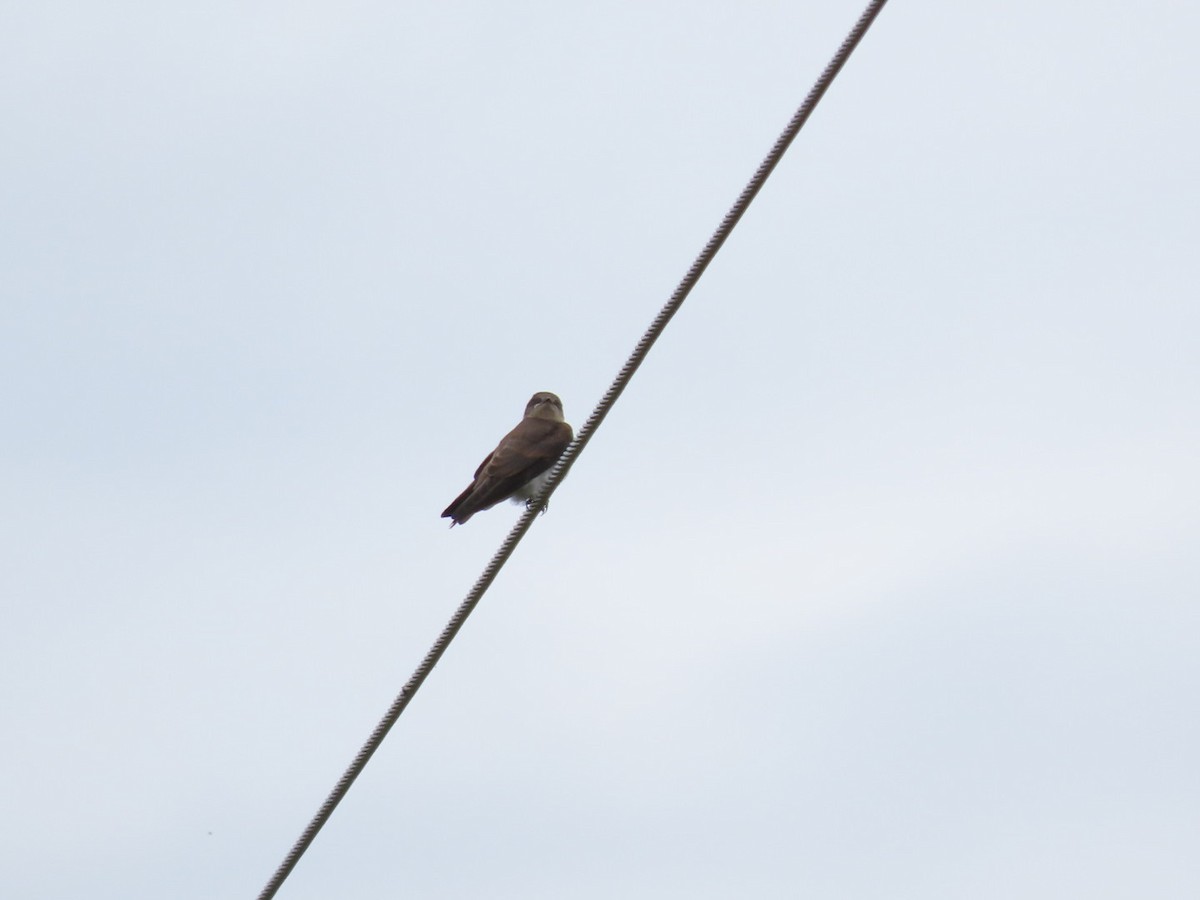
(256, 1), (889, 896)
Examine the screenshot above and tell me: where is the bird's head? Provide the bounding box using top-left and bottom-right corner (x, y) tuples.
(525, 391), (565, 422)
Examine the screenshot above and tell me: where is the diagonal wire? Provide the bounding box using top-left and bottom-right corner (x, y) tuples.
(256, 1), (889, 896)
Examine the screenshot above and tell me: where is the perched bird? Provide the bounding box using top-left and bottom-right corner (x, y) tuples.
(441, 392), (573, 526)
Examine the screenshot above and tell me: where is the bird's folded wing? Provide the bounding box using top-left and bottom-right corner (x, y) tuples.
(467, 418), (572, 512)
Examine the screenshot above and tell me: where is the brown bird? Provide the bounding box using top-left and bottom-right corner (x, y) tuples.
(441, 392), (573, 526)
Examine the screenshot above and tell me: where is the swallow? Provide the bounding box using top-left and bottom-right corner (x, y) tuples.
(442, 392), (573, 526)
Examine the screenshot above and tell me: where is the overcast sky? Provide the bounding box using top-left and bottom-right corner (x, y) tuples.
(3, 1), (1198, 898)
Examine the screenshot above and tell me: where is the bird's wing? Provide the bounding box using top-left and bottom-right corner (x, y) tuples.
(443, 418), (571, 523)
(470, 418), (572, 509)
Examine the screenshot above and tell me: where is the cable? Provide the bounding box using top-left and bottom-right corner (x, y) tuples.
(255, 2), (890, 896)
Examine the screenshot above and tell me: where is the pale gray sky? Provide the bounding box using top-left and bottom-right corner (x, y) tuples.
(2, 2), (1198, 898)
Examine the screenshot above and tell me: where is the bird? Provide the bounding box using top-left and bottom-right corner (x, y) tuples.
(441, 391), (573, 526)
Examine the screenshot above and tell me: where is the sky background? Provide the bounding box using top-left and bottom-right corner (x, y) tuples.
(3, 1), (1198, 897)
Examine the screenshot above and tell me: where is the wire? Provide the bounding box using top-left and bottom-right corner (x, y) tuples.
(255, 2), (890, 896)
